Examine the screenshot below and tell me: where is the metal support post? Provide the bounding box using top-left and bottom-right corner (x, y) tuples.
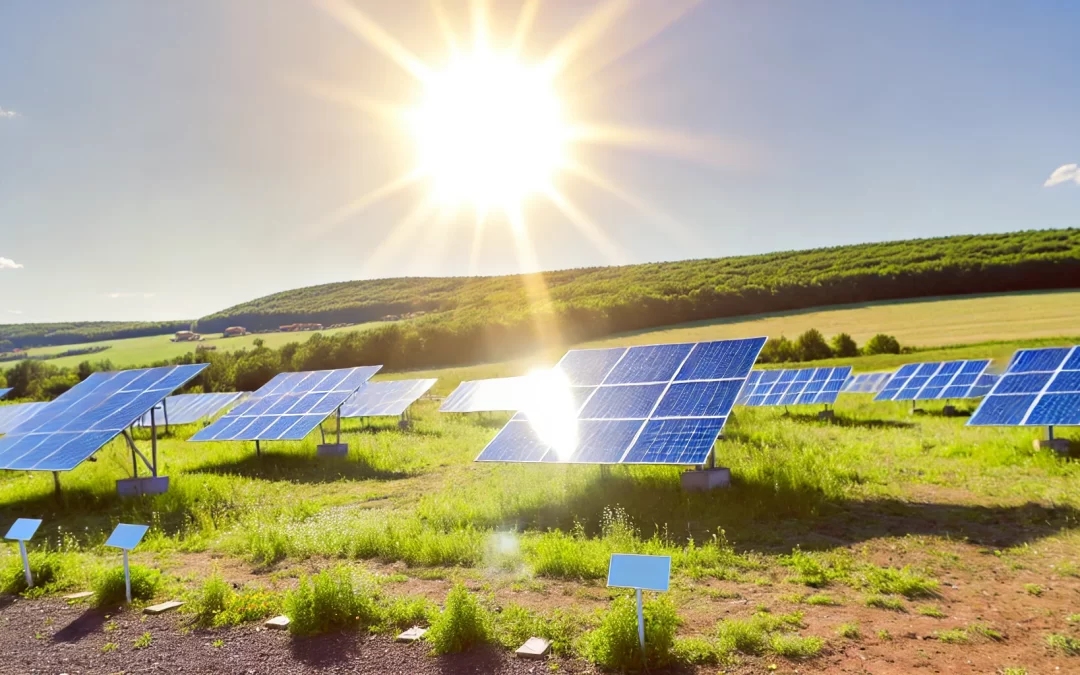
(18, 540), (32, 588)
(150, 407), (159, 477)
(635, 588), (646, 658)
(162, 399), (170, 434)
(123, 550), (132, 603)
(52, 471), (61, 497)
(255, 440), (261, 457)
(336, 407), (341, 444)
(1049, 425), (1055, 441)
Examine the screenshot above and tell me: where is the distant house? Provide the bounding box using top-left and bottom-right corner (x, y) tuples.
(223, 326), (248, 337)
(172, 330), (202, 342)
(279, 323), (323, 333)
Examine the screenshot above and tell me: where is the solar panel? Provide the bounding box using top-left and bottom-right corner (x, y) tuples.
(476, 338), (767, 465)
(0, 388), (11, 400)
(439, 376), (532, 413)
(0, 365), (207, 472)
(840, 372), (893, 394)
(968, 346), (1080, 426)
(136, 392), (246, 427)
(736, 367), (852, 407)
(874, 360), (991, 402)
(0, 402), (51, 435)
(189, 367), (380, 442)
(340, 379), (437, 417)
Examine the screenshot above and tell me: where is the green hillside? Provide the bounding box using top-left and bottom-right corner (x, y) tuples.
(0, 321), (191, 351)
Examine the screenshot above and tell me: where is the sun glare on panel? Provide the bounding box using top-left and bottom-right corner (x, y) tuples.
(521, 367), (578, 461)
(409, 54), (568, 211)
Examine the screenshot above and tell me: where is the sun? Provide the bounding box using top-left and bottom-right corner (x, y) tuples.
(410, 53), (568, 211)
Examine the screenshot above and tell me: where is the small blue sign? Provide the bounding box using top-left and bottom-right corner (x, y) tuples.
(607, 554), (671, 592)
(105, 523), (149, 550)
(4, 518), (42, 541)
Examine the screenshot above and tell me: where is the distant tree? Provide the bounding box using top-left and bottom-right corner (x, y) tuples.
(234, 344), (280, 392)
(796, 329), (833, 362)
(830, 333), (859, 358)
(863, 333), (901, 355)
(4, 360), (53, 399)
(0, 339), (13, 353)
(759, 336), (798, 363)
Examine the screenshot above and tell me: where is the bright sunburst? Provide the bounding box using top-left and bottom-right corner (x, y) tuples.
(409, 52), (567, 211)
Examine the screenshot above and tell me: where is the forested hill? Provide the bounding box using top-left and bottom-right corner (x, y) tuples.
(196, 228), (1080, 338)
(0, 321), (191, 351)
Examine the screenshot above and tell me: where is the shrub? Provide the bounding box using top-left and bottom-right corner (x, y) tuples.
(581, 594), (679, 670)
(795, 329), (833, 361)
(93, 564), (160, 607)
(863, 333), (901, 355)
(672, 636), (733, 666)
(190, 572), (231, 626)
(215, 586), (282, 627)
(837, 622), (860, 639)
(379, 595), (437, 633)
(284, 568), (380, 636)
(0, 551), (71, 596)
(426, 584), (492, 654)
(830, 333), (859, 357)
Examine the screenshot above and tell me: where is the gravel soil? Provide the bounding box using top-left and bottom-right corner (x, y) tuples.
(0, 597), (597, 675)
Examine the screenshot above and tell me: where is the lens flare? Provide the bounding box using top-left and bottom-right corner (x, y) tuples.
(521, 367), (578, 461)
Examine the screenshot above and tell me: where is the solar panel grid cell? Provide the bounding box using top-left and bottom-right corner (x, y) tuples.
(840, 372), (892, 394)
(0, 402), (50, 434)
(340, 379), (438, 417)
(137, 392), (245, 427)
(737, 366), (852, 407)
(476, 338), (767, 465)
(874, 361), (991, 402)
(969, 346), (1080, 426)
(439, 376), (532, 413)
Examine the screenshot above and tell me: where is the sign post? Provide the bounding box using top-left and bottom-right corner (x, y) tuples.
(104, 523), (150, 603)
(607, 554), (672, 658)
(4, 519), (43, 589)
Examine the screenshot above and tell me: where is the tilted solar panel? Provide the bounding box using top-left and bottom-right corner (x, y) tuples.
(737, 367), (852, 407)
(189, 367), (380, 442)
(137, 392), (246, 427)
(968, 346), (1080, 426)
(340, 379), (437, 417)
(874, 360), (991, 402)
(0, 364), (208, 472)
(841, 372), (893, 394)
(476, 338), (767, 465)
(0, 388), (11, 400)
(0, 402), (51, 435)
(439, 376), (532, 413)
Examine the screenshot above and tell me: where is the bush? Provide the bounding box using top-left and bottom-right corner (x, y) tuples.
(581, 594), (679, 670)
(284, 568), (380, 636)
(379, 595), (437, 633)
(672, 636), (734, 666)
(830, 333), (859, 357)
(190, 572), (231, 626)
(215, 586), (282, 627)
(426, 583), (492, 654)
(759, 336), (798, 363)
(0, 551), (71, 596)
(795, 329), (833, 361)
(93, 564), (160, 607)
(863, 333), (901, 355)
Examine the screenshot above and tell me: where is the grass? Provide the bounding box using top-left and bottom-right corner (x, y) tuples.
(283, 568), (380, 636)
(92, 564), (160, 607)
(426, 583), (492, 655)
(859, 565), (939, 598)
(837, 622), (861, 639)
(133, 631), (153, 649)
(917, 605), (947, 618)
(1046, 633), (1080, 656)
(188, 572), (282, 628)
(1023, 583), (1042, 596)
(580, 593), (679, 670)
(865, 595), (906, 612)
(0, 550), (78, 597)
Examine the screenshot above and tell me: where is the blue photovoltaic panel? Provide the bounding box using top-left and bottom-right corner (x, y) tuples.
(190, 367), (381, 442)
(969, 346), (1080, 426)
(841, 372), (892, 394)
(736, 367), (852, 407)
(477, 338), (767, 465)
(105, 523), (149, 550)
(607, 553), (671, 592)
(4, 518), (42, 541)
(137, 392), (246, 427)
(0, 365), (207, 472)
(0, 402), (51, 435)
(967, 373), (999, 399)
(0, 388), (11, 400)
(874, 361), (991, 401)
(340, 379), (437, 417)
(439, 376), (531, 413)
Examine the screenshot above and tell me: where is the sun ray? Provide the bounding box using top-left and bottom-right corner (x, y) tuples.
(315, 169), (426, 238)
(507, 206), (562, 348)
(562, 160), (696, 248)
(542, 187), (626, 263)
(541, 0), (633, 79)
(430, 0), (461, 55)
(362, 195), (439, 275)
(566, 122), (761, 170)
(470, 0), (489, 52)
(284, 75), (409, 125)
(467, 210), (488, 275)
(317, 0), (433, 82)
(510, 0), (542, 57)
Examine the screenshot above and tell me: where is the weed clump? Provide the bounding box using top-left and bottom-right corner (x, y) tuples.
(715, 611), (805, 656)
(0, 551), (72, 596)
(1046, 633), (1080, 656)
(284, 568), (380, 636)
(837, 622), (861, 639)
(860, 566), (938, 599)
(769, 633), (825, 659)
(426, 583), (492, 654)
(581, 593), (679, 670)
(492, 603), (580, 656)
(864, 595), (906, 612)
(93, 564), (160, 607)
(189, 572), (281, 628)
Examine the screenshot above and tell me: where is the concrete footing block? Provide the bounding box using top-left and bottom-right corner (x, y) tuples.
(116, 476), (169, 496)
(265, 615), (290, 629)
(144, 600), (184, 615)
(681, 468), (731, 491)
(396, 627), (427, 643)
(1034, 439), (1071, 456)
(942, 405), (959, 417)
(316, 443), (349, 458)
(63, 591), (94, 600)
(516, 637), (551, 659)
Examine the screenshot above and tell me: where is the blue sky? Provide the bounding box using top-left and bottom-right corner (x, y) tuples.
(1, 0), (1077, 324)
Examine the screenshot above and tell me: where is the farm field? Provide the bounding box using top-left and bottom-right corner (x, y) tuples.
(11, 322), (390, 370)
(1, 336), (1079, 673)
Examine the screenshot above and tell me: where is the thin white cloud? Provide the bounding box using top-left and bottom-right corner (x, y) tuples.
(0, 257), (24, 270)
(1044, 163), (1080, 187)
(6, 309), (23, 315)
(0, 107), (17, 119)
(105, 292), (156, 299)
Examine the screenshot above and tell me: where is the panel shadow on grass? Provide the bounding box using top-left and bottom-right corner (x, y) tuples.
(188, 451), (411, 483)
(778, 413), (916, 430)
